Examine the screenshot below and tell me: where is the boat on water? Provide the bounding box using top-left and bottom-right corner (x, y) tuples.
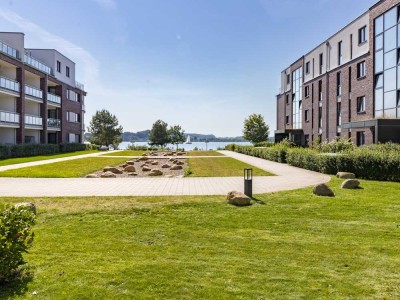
(186, 135), (192, 144)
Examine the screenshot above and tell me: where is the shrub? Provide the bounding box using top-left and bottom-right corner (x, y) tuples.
(0, 206), (36, 283)
(225, 144), (289, 163)
(309, 138), (355, 153)
(253, 141), (274, 147)
(0, 143), (89, 159)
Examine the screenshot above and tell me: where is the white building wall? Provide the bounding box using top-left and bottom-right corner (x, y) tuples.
(0, 32), (24, 59)
(0, 128), (16, 144)
(0, 94), (16, 112)
(24, 129), (40, 144)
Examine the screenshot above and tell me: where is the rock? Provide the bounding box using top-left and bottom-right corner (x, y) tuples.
(121, 163), (128, 168)
(151, 161), (159, 165)
(226, 191), (251, 207)
(170, 165), (183, 170)
(336, 172), (356, 179)
(142, 166), (151, 172)
(103, 167), (123, 174)
(14, 202), (37, 215)
(124, 165), (136, 172)
(101, 171), (117, 178)
(341, 179), (360, 189)
(86, 174), (98, 178)
(177, 152), (185, 156)
(313, 183), (335, 197)
(142, 153), (148, 157)
(148, 169), (163, 176)
(162, 164), (171, 168)
(176, 161), (184, 166)
(126, 161), (135, 166)
(139, 156), (149, 161)
(168, 158), (175, 162)
(128, 172), (138, 176)
(163, 153), (169, 156)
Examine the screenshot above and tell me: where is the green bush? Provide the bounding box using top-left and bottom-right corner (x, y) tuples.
(0, 206), (36, 282)
(0, 143), (89, 159)
(309, 138), (355, 153)
(253, 141), (274, 147)
(225, 144), (289, 163)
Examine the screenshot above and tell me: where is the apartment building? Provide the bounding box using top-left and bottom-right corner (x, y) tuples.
(0, 32), (86, 144)
(275, 0), (400, 146)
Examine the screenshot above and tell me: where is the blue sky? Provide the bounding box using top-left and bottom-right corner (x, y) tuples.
(0, 0), (377, 136)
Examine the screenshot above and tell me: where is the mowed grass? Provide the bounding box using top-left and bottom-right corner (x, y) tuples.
(1, 177), (400, 299)
(0, 157), (128, 178)
(100, 150), (146, 157)
(187, 150), (224, 156)
(186, 157), (273, 177)
(0, 150), (98, 167)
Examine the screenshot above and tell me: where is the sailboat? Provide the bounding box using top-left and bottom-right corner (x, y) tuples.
(186, 135), (192, 144)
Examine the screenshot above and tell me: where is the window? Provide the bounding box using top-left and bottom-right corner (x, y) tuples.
(338, 41), (342, 65)
(286, 115), (289, 124)
(286, 94), (289, 104)
(356, 131), (365, 146)
(337, 102), (342, 126)
(358, 26), (367, 44)
(66, 111), (80, 122)
(67, 90), (78, 102)
(318, 80), (323, 101)
(68, 133), (80, 143)
(305, 135), (309, 147)
(357, 61), (366, 78)
(319, 53), (323, 74)
(350, 34), (353, 59)
(286, 74), (290, 84)
(57, 61), (61, 73)
(337, 72), (341, 97)
(66, 66), (70, 78)
(305, 109), (309, 122)
(305, 62), (310, 74)
(318, 107), (322, 128)
(305, 85), (310, 98)
(357, 96), (366, 113)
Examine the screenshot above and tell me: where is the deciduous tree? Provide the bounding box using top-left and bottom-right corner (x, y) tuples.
(168, 125), (185, 150)
(88, 109), (123, 147)
(243, 114), (270, 144)
(149, 120), (170, 147)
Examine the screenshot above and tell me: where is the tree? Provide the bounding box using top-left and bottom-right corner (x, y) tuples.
(168, 125), (185, 150)
(243, 114), (270, 144)
(88, 109), (123, 146)
(148, 120), (170, 147)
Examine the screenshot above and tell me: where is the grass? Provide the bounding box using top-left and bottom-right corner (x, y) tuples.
(100, 150), (146, 157)
(0, 157), (129, 178)
(185, 157), (273, 177)
(187, 150), (224, 156)
(1, 177), (400, 299)
(0, 150), (98, 167)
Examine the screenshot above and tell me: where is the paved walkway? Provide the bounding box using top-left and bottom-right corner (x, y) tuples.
(0, 150), (330, 197)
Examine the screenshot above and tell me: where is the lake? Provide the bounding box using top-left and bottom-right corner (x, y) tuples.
(118, 141), (251, 151)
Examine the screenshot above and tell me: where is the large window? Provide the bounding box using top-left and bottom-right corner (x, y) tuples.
(356, 131), (365, 146)
(292, 67), (303, 130)
(374, 5), (400, 119)
(357, 96), (366, 113)
(66, 111), (80, 122)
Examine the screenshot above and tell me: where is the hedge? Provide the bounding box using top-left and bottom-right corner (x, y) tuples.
(225, 144), (288, 163)
(0, 143), (89, 159)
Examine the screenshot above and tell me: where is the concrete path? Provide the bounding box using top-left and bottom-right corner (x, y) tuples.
(0, 150), (330, 197)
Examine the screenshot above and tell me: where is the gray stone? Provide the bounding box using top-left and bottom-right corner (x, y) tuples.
(142, 166), (151, 172)
(14, 202), (37, 215)
(103, 167), (123, 174)
(170, 165), (183, 170)
(101, 171), (117, 178)
(313, 183), (335, 197)
(226, 191), (251, 206)
(128, 172), (138, 176)
(124, 165), (136, 172)
(341, 179), (360, 189)
(126, 161), (135, 166)
(162, 164), (171, 168)
(139, 156), (149, 161)
(86, 174), (98, 178)
(176, 161), (184, 166)
(336, 172), (356, 179)
(151, 161), (159, 165)
(148, 169), (163, 176)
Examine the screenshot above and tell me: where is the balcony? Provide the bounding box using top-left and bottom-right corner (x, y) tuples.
(0, 40), (19, 59)
(0, 76), (20, 93)
(47, 92), (61, 105)
(75, 81), (84, 91)
(47, 118), (61, 129)
(0, 110), (19, 125)
(25, 114), (42, 127)
(25, 85), (43, 99)
(24, 54), (52, 75)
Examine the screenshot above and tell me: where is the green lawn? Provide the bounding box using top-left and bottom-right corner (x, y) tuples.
(187, 150), (224, 156)
(0, 157), (128, 178)
(186, 157), (273, 177)
(0, 150), (98, 167)
(1, 177), (400, 298)
(100, 150), (146, 156)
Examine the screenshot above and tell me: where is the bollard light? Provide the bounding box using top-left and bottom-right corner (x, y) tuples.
(244, 168), (253, 198)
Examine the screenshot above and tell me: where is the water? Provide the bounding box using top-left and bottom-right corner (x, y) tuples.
(118, 141), (251, 151)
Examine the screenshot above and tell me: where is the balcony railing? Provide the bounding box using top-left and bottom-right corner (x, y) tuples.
(25, 114), (42, 126)
(0, 110), (19, 124)
(0, 76), (20, 93)
(25, 85), (43, 99)
(47, 92), (61, 105)
(24, 54), (52, 75)
(75, 81), (84, 91)
(47, 118), (61, 128)
(0, 41), (19, 59)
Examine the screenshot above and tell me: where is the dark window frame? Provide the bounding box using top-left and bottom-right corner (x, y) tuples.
(358, 26), (367, 44)
(57, 61), (61, 73)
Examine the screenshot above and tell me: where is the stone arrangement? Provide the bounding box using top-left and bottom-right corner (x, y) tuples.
(313, 172), (361, 196)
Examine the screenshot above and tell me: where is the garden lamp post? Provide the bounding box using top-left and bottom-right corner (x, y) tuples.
(244, 168), (253, 198)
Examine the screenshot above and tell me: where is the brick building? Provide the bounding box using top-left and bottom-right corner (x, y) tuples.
(275, 0), (400, 146)
(0, 32), (86, 144)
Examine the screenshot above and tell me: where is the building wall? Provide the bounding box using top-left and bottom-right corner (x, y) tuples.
(0, 127), (16, 144)
(0, 33), (24, 59)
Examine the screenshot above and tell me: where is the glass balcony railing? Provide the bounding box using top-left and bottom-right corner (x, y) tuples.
(24, 54), (52, 75)
(0, 76), (20, 93)
(47, 92), (61, 105)
(47, 118), (61, 128)
(25, 85), (43, 99)
(0, 110), (19, 124)
(75, 81), (84, 91)
(0, 41), (19, 59)
(25, 115), (42, 126)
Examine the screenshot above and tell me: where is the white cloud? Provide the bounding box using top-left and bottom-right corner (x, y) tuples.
(89, 0), (117, 10)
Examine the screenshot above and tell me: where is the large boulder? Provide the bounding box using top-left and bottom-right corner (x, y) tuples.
(86, 174), (98, 178)
(336, 172), (356, 179)
(101, 171), (117, 178)
(14, 202), (37, 215)
(170, 165), (183, 170)
(226, 191), (251, 206)
(341, 179), (360, 189)
(103, 167), (123, 174)
(124, 165), (136, 172)
(148, 169), (163, 176)
(313, 183), (335, 197)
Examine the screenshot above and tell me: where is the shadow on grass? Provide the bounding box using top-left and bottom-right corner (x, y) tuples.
(0, 268), (33, 299)
(251, 197), (266, 205)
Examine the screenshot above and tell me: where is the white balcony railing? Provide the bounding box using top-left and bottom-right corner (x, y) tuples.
(25, 114), (42, 126)
(47, 92), (61, 105)
(47, 118), (61, 128)
(25, 85), (43, 99)
(24, 54), (52, 75)
(0, 110), (19, 124)
(75, 81), (84, 91)
(0, 76), (20, 93)
(0, 41), (18, 59)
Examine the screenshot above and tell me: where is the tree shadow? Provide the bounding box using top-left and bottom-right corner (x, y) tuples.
(251, 197), (266, 205)
(0, 268), (34, 299)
